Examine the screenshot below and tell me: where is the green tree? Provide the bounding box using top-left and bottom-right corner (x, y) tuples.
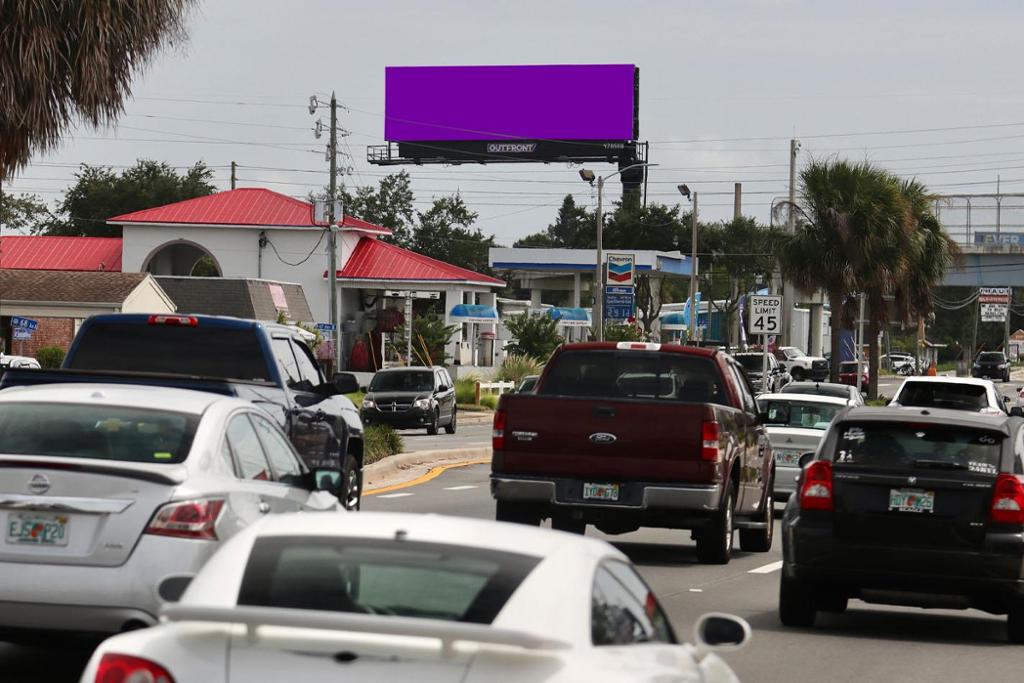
(0, 0), (196, 180)
(394, 313), (459, 366)
(505, 314), (563, 360)
(414, 194), (496, 275)
(515, 195), (594, 248)
(0, 192), (54, 233)
(51, 160), (215, 236)
(340, 171), (416, 247)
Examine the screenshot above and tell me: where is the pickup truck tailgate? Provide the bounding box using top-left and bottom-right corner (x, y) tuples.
(497, 395), (718, 483)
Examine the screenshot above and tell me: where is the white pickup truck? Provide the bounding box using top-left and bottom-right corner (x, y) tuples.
(775, 346), (829, 382)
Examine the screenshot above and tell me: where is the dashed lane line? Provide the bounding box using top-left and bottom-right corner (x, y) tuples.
(749, 560), (783, 574)
(443, 485), (478, 491)
(375, 492), (415, 499)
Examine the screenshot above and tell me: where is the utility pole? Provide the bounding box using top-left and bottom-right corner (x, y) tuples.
(689, 192), (699, 341)
(781, 139), (799, 346)
(230, 161), (237, 190)
(594, 175), (604, 341)
(327, 92), (341, 371)
(856, 293), (866, 393)
(733, 182), (742, 220)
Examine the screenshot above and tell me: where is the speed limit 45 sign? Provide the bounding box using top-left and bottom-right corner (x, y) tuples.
(748, 295), (783, 335)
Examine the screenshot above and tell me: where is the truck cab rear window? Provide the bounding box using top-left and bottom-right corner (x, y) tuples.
(539, 351), (727, 404)
(833, 422), (1004, 475)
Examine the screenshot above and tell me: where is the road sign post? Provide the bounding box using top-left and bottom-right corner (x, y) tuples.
(748, 295), (783, 390)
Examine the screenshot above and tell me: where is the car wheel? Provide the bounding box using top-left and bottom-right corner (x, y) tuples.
(696, 487), (734, 564)
(495, 501), (540, 526)
(779, 573), (817, 627)
(551, 514), (586, 535)
(819, 591), (849, 613)
(1008, 603), (1024, 643)
(341, 455), (362, 511)
(444, 408), (457, 434)
(791, 368), (806, 381)
(427, 409), (439, 435)
(739, 478), (774, 552)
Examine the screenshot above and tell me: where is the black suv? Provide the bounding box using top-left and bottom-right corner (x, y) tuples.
(361, 366), (457, 435)
(780, 406), (1024, 642)
(973, 351), (1011, 382)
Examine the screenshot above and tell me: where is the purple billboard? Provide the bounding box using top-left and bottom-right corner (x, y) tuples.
(384, 64), (637, 143)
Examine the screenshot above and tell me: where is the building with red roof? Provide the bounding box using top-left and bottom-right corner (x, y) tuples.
(0, 236), (123, 272)
(109, 187), (505, 370)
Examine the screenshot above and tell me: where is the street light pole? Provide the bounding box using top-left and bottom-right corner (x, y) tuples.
(689, 192), (699, 341)
(594, 175), (605, 341)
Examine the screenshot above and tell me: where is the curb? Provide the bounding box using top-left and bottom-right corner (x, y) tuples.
(457, 412), (494, 425)
(364, 447), (492, 494)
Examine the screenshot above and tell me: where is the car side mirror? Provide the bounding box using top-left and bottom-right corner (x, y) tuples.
(758, 411), (770, 423)
(332, 372), (360, 395)
(798, 452), (816, 468)
(437, 384), (448, 392)
(693, 613), (751, 652)
(1011, 406), (1024, 418)
(359, 385), (369, 393)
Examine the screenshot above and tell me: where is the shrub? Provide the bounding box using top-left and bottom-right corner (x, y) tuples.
(479, 394), (498, 410)
(394, 313), (459, 366)
(598, 321), (646, 342)
(35, 346), (65, 369)
(495, 354), (544, 384)
(363, 424), (405, 465)
(455, 375), (481, 404)
(505, 314), (562, 360)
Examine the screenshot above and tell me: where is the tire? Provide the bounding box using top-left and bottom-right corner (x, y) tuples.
(696, 487), (734, 564)
(340, 455), (362, 511)
(551, 514), (586, 535)
(1009, 604), (1024, 644)
(779, 573), (817, 627)
(791, 367), (806, 381)
(495, 501), (540, 526)
(444, 408), (457, 434)
(819, 591), (849, 613)
(426, 409), (439, 435)
(739, 477), (774, 552)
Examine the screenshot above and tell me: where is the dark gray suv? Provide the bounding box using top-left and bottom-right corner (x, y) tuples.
(360, 366), (457, 435)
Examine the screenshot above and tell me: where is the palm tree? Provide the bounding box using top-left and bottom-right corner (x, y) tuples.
(0, 1), (196, 180)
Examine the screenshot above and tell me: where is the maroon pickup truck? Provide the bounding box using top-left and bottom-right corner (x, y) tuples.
(491, 341), (775, 564)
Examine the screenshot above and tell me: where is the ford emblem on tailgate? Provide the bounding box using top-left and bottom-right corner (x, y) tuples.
(27, 474), (50, 495)
(589, 433), (617, 445)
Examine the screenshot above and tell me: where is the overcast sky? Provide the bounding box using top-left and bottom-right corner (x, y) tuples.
(7, 0), (1024, 243)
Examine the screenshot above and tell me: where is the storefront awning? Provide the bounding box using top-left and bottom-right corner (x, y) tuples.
(450, 303), (499, 323)
(545, 307), (591, 327)
(660, 312), (688, 330)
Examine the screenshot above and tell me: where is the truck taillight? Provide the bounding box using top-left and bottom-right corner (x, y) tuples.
(95, 653), (175, 683)
(989, 473), (1024, 525)
(799, 461), (834, 511)
(145, 499), (224, 540)
(148, 314), (198, 326)
(701, 421), (720, 461)
(493, 407), (507, 451)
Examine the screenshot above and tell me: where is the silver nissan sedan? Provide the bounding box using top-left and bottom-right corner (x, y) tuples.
(0, 383), (342, 637)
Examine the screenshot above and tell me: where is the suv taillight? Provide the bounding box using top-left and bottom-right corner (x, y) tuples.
(148, 314), (198, 326)
(799, 461), (834, 511)
(95, 653), (175, 683)
(989, 473), (1024, 525)
(701, 421), (720, 461)
(145, 499), (224, 540)
(492, 407), (507, 451)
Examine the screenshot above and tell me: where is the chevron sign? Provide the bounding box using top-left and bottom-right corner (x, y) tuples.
(606, 253), (635, 286)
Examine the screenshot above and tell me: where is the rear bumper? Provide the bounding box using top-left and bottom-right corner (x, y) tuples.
(0, 534), (217, 634)
(774, 464), (800, 498)
(491, 474), (722, 528)
(972, 368), (1008, 379)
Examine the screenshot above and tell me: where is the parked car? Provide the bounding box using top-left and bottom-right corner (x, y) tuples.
(973, 351), (1011, 382)
(516, 374), (540, 393)
(0, 314), (366, 510)
(889, 376), (1016, 416)
(81, 512), (751, 682)
(779, 381), (864, 406)
(491, 341), (774, 564)
(756, 393), (848, 500)
(0, 383), (341, 637)
(360, 366), (457, 434)
(780, 406), (1024, 642)
(880, 352), (917, 375)
(775, 346), (829, 381)
(837, 361), (868, 390)
(0, 353), (40, 370)
(734, 351), (791, 394)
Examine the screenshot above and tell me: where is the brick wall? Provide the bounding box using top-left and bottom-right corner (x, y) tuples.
(2, 317), (75, 359)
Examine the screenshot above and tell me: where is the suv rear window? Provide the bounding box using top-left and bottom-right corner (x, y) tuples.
(896, 381), (988, 411)
(539, 350), (727, 404)
(68, 322), (271, 382)
(0, 403), (198, 463)
(833, 422), (1004, 475)
(237, 537), (539, 624)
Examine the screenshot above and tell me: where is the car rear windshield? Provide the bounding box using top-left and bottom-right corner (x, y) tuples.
(67, 322), (271, 382)
(839, 362), (860, 372)
(734, 355), (765, 372)
(539, 350), (728, 404)
(369, 370), (434, 393)
(978, 352), (1005, 362)
(0, 403), (198, 464)
(832, 422), (1004, 475)
(759, 400), (843, 430)
(237, 536), (539, 624)
(896, 381), (988, 411)
(781, 384), (849, 399)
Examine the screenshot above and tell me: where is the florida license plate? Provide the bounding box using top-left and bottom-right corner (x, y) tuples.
(889, 488), (935, 514)
(583, 482), (620, 501)
(5, 512), (70, 546)
(774, 449), (803, 465)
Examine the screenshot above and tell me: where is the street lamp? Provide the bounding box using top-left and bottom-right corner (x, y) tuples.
(678, 184), (698, 342)
(579, 162), (657, 341)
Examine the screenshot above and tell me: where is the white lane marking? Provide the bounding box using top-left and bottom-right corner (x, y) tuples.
(443, 485), (478, 491)
(688, 588), (703, 593)
(749, 560), (783, 574)
(376, 492), (414, 499)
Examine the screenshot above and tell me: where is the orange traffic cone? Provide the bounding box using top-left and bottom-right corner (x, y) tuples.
(927, 363), (938, 376)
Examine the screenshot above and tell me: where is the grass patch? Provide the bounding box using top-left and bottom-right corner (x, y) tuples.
(345, 391), (364, 406)
(363, 424), (404, 466)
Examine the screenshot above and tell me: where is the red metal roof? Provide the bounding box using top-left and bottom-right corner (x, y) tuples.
(108, 188), (391, 235)
(337, 237), (505, 286)
(0, 236), (123, 272)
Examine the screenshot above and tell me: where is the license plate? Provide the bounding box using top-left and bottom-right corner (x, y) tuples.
(5, 512), (70, 546)
(583, 482), (620, 501)
(889, 488), (935, 514)
(774, 449), (803, 465)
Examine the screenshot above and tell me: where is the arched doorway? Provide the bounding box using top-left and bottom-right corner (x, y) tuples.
(142, 241), (222, 277)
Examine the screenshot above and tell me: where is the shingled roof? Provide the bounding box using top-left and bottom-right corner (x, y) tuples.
(155, 277), (314, 322)
(0, 269), (151, 303)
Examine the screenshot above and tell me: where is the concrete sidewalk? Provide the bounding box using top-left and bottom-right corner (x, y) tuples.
(364, 446), (492, 493)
